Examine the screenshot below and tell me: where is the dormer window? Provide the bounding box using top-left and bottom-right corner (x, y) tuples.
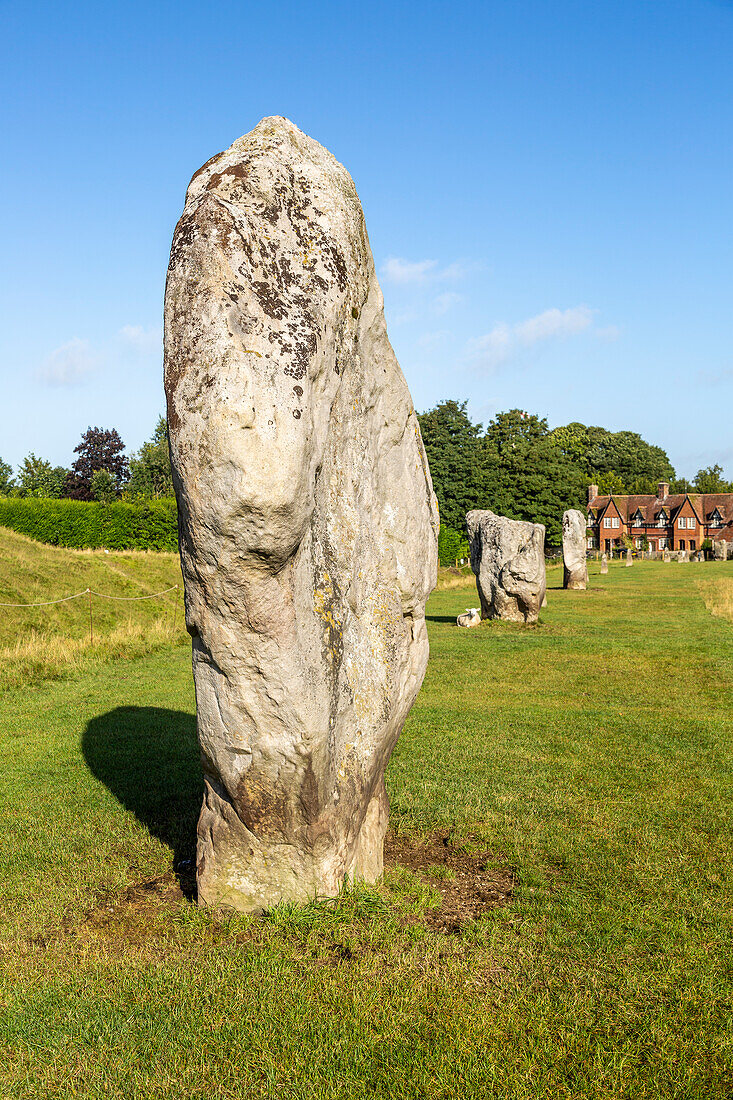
(632, 511), (644, 527)
(710, 510), (723, 528)
(657, 510), (668, 527)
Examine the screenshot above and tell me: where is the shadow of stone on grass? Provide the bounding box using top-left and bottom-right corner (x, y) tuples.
(82, 706), (202, 898)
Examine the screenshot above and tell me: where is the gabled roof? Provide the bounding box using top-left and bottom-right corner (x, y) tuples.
(588, 491), (733, 525)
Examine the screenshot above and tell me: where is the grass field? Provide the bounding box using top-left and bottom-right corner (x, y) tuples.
(2, 559), (732, 1098)
(0, 528), (183, 690)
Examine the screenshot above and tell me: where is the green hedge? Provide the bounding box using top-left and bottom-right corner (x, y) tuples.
(0, 497), (178, 551)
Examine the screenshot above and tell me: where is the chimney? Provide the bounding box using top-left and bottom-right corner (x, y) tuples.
(657, 482), (669, 500)
(588, 484), (599, 504)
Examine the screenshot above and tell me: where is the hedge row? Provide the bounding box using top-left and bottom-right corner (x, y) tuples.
(0, 497), (178, 551)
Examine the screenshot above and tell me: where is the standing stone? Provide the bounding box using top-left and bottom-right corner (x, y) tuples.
(562, 510), (588, 590)
(713, 540), (726, 561)
(663, 550), (671, 562)
(625, 549), (633, 566)
(465, 511), (546, 623)
(456, 608), (481, 628)
(600, 553), (608, 574)
(164, 117), (439, 913)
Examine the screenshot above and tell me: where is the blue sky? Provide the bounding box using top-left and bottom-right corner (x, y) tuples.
(1, 0), (731, 478)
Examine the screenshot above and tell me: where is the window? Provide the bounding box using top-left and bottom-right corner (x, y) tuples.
(690, 540), (696, 551)
(612, 517), (620, 529)
(710, 511), (722, 528)
(649, 541), (656, 551)
(657, 511), (667, 527)
(635, 537), (643, 548)
(687, 517), (695, 529)
(659, 538), (667, 550)
(604, 518), (612, 529)
(632, 511), (643, 527)
(678, 517), (685, 529)
(680, 539), (686, 550)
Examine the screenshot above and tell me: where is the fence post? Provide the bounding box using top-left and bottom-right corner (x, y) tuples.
(87, 587), (94, 644)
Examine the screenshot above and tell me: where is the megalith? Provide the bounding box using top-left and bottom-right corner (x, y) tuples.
(713, 540), (726, 561)
(625, 549), (633, 566)
(164, 117), (439, 913)
(600, 553), (608, 574)
(465, 510), (546, 623)
(562, 510), (588, 590)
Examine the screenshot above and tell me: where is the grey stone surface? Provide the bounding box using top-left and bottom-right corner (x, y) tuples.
(625, 549), (633, 566)
(465, 510), (546, 623)
(456, 608), (481, 628)
(713, 540), (728, 561)
(562, 510), (588, 590)
(600, 553), (608, 574)
(164, 117), (439, 914)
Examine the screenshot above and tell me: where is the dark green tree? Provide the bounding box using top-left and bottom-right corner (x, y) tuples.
(417, 400), (485, 530)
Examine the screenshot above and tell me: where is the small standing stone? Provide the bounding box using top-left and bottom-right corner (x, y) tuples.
(562, 509), (588, 590)
(466, 510), (546, 624)
(625, 549), (633, 567)
(600, 553), (608, 574)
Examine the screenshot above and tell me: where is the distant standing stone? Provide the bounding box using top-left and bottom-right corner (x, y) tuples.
(466, 510), (546, 624)
(457, 608), (481, 628)
(600, 553), (608, 574)
(562, 509), (588, 590)
(625, 549), (633, 566)
(164, 117), (439, 914)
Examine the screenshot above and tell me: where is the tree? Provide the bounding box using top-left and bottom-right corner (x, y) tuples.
(693, 464), (731, 494)
(126, 417), (174, 499)
(417, 400), (485, 531)
(0, 458), (14, 495)
(482, 410), (586, 545)
(551, 422), (675, 491)
(90, 468), (117, 503)
(63, 427), (129, 501)
(438, 525), (469, 567)
(16, 453), (67, 498)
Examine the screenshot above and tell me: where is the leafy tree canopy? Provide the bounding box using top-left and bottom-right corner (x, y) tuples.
(16, 454), (67, 498)
(693, 464), (732, 494)
(126, 417), (173, 500)
(0, 458), (15, 496)
(64, 427), (129, 501)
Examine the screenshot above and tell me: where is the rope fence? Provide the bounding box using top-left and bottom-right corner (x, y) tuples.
(0, 584), (182, 643)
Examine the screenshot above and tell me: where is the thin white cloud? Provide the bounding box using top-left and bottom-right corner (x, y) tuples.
(380, 257), (475, 286)
(433, 292), (462, 316)
(119, 324), (162, 352)
(417, 330), (449, 349)
(381, 258), (438, 284)
(37, 338), (98, 387)
(469, 305), (597, 370)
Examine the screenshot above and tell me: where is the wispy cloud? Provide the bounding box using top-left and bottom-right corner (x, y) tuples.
(37, 338), (98, 387)
(380, 257), (472, 286)
(119, 324), (162, 353)
(416, 330), (449, 349)
(433, 291), (462, 316)
(468, 305), (598, 370)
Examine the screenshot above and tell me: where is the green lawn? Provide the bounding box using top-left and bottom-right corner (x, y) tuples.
(2, 560), (732, 1098)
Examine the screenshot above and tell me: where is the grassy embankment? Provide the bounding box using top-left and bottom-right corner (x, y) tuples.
(1, 557), (733, 1097)
(0, 527), (183, 690)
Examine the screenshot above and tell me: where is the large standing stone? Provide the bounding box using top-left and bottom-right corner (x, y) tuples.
(713, 540), (727, 561)
(562, 510), (588, 590)
(465, 511), (546, 623)
(164, 118), (439, 913)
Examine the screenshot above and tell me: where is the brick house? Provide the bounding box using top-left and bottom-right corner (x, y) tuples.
(586, 482), (733, 554)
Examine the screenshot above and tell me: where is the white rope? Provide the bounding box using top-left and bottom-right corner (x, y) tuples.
(90, 585), (179, 601)
(0, 584), (179, 608)
(0, 589), (90, 608)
